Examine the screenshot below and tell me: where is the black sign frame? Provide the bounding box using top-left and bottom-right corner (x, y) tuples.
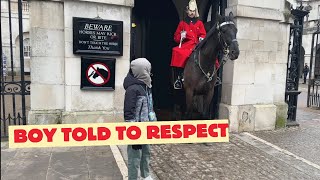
(73, 17), (123, 56)
(81, 56), (116, 91)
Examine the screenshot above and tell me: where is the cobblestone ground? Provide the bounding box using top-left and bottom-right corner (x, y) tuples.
(252, 107), (320, 166)
(149, 135), (318, 180)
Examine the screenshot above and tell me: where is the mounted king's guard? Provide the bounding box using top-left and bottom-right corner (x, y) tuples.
(171, 0), (219, 89)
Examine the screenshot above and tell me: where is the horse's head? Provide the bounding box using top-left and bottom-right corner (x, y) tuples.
(92, 67), (101, 79)
(217, 12), (239, 60)
(93, 72), (99, 79)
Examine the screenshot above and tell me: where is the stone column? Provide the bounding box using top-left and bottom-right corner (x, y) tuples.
(28, 0), (65, 124)
(62, 0), (133, 124)
(219, 0), (290, 132)
(28, 0), (133, 125)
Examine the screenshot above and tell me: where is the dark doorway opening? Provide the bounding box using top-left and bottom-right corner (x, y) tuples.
(131, 0), (180, 120)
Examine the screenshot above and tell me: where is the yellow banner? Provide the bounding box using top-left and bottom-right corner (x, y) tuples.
(9, 120), (229, 148)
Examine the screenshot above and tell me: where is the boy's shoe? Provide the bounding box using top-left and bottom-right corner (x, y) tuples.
(204, 143), (214, 146)
(143, 176), (153, 180)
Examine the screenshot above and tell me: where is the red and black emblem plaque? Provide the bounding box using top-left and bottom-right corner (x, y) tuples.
(81, 57), (115, 90)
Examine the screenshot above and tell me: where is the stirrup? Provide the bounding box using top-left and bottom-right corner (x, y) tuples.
(174, 79), (183, 89)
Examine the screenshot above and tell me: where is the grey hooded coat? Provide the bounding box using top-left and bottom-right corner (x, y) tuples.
(123, 71), (155, 122)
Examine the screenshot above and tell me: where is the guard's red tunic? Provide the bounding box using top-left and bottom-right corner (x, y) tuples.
(170, 20), (206, 68)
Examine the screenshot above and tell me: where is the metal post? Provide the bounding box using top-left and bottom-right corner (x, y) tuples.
(18, 0), (26, 125)
(8, 0), (18, 126)
(0, 1), (6, 137)
(7, 0), (14, 81)
(307, 32), (316, 107)
(285, 6), (309, 126)
(307, 21), (320, 107)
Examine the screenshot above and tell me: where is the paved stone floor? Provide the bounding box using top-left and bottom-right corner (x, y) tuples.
(149, 135), (320, 180)
(1, 144), (122, 180)
(149, 91), (320, 180)
(251, 108), (320, 167)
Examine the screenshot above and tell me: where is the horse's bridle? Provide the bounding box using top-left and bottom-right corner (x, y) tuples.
(217, 21), (238, 55)
(195, 21), (238, 83)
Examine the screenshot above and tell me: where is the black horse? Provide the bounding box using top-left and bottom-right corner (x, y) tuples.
(182, 12), (239, 119)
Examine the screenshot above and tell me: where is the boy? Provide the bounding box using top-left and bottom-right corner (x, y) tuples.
(123, 58), (156, 180)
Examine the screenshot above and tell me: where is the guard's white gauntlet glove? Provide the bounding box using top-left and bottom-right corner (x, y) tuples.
(181, 31), (187, 39)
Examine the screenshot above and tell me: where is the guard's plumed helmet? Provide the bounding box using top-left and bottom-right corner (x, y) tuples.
(188, 0), (199, 18)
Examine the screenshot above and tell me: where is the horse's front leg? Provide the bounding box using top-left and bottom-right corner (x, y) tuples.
(203, 84), (215, 120)
(185, 88), (194, 120)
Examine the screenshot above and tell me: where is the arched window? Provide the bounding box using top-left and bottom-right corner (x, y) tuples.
(23, 38), (30, 58)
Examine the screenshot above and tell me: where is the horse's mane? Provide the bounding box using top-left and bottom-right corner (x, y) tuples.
(193, 16), (234, 52)
(194, 24), (217, 51)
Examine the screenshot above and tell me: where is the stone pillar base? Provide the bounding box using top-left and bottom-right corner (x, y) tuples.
(274, 103), (288, 128)
(62, 111), (123, 124)
(219, 103), (277, 132)
(28, 110), (124, 125)
(28, 110), (62, 125)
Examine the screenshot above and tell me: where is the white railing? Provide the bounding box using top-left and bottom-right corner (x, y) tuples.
(22, 1), (29, 12)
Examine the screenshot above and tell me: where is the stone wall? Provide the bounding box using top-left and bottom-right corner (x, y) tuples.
(28, 0), (133, 125)
(219, 0), (290, 132)
(27, 0), (291, 132)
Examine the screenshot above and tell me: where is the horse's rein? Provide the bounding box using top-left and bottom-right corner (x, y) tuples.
(196, 21), (237, 83)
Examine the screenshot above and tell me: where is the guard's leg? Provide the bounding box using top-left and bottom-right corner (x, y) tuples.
(127, 145), (142, 180)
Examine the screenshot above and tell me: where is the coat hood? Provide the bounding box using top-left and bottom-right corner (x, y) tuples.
(123, 71), (145, 90)
(130, 58), (152, 88)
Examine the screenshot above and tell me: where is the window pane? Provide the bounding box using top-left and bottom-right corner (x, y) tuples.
(23, 38), (30, 57)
